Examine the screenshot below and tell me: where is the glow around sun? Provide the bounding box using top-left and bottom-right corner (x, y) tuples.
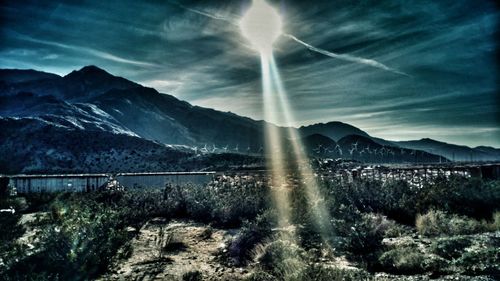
(240, 0), (283, 53)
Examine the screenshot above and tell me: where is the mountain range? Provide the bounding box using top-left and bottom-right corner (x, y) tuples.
(1, 66), (498, 174)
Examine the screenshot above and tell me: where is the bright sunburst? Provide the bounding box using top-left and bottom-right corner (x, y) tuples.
(239, 0), (283, 53)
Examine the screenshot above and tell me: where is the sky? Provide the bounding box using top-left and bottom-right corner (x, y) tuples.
(1, 0), (499, 147)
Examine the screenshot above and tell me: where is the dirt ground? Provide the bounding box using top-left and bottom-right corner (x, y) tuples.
(100, 219), (252, 281)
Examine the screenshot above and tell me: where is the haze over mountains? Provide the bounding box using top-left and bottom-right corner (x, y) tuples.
(0, 66), (498, 173)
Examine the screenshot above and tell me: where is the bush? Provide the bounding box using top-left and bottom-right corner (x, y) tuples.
(454, 247), (500, 276)
(322, 177), (500, 226)
(228, 210), (278, 265)
(165, 181), (271, 227)
(430, 237), (472, 260)
(378, 246), (445, 275)
(253, 239), (306, 280)
(182, 270), (203, 281)
(417, 176), (500, 220)
(3, 191), (156, 279)
(416, 210), (486, 237)
(343, 213), (385, 266)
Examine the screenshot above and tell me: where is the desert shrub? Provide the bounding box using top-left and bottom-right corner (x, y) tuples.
(320, 179), (414, 226)
(198, 226), (213, 240)
(430, 237), (472, 260)
(3, 190), (157, 280)
(253, 239), (306, 280)
(416, 210), (485, 237)
(377, 180), (420, 224)
(378, 246), (445, 275)
(165, 181), (271, 227)
(454, 247), (500, 276)
(323, 177), (500, 226)
(0, 198), (27, 274)
(417, 176), (500, 220)
(360, 213), (412, 239)
(485, 211), (500, 232)
(250, 241), (371, 281)
(342, 213), (385, 266)
(228, 209), (278, 265)
(288, 186), (325, 249)
(182, 270), (203, 281)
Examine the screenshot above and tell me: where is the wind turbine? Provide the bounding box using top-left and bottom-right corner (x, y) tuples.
(353, 141), (359, 151)
(349, 147), (355, 157)
(313, 144), (323, 155)
(201, 144), (209, 154)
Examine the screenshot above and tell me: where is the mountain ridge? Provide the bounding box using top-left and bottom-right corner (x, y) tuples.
(0, 65), (498, 173)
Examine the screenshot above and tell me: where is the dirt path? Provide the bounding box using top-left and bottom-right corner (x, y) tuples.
(102, 219), (252, 281)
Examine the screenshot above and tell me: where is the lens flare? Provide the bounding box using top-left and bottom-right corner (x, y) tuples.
(240, 0), (283, 53)
(242, 0), (334, 243)
(261, 52), (292, 228)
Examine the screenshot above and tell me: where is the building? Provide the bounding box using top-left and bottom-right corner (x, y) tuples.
(8, 174), (109, 193)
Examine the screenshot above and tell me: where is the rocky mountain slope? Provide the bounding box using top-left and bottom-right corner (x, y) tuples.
(1, 65), (497, 173)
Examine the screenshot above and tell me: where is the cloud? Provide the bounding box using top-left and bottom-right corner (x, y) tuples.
(8, 31), (161, 68)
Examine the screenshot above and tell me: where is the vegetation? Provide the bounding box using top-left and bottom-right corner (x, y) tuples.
(0, 175), (499, 280)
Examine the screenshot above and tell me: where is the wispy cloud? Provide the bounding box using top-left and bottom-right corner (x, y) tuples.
(8, 30), (160, 68)
(283, 33), (410, 76)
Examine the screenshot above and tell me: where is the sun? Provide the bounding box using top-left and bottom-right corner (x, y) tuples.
(240, 0), (283, 53)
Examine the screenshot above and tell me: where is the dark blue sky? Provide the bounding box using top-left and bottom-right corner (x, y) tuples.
(1, 0), (499, 147)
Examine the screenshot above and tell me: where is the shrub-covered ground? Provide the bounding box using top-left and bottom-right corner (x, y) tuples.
(0, 174), (499, 280)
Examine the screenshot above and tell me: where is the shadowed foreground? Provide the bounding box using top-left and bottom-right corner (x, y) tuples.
(1, 175), (499, 280)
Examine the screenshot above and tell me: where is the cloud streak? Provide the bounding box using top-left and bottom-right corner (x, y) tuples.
(166, 0), (237, 24)
(283, 33), (410, 77)
(9, 30), (160, 68)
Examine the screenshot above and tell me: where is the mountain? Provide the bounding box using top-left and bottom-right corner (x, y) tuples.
(91, 86), (266, 147)
(303, 134), (444, 163)
(0, 65), (138, 101)
(0, 69), (60, 84)
(298, 121), (396, 147)
(299, 121), (369, 141)
(475, 146), (500, 159)
(395, 138), (499, 162)
(0, 66), (271, 173)
(0, 92), (137, 136)
(300, 133), (337, 155)
(1, 66), (268, 148)
(0, 65), (497, 173)
(0, 117), (189, 174)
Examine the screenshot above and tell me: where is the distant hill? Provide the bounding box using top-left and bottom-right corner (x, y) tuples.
(299, 121), (369, 141)
(0, 117), (189, 174)
(305, 134), (444, 163)
(395, 138), (500, 162)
